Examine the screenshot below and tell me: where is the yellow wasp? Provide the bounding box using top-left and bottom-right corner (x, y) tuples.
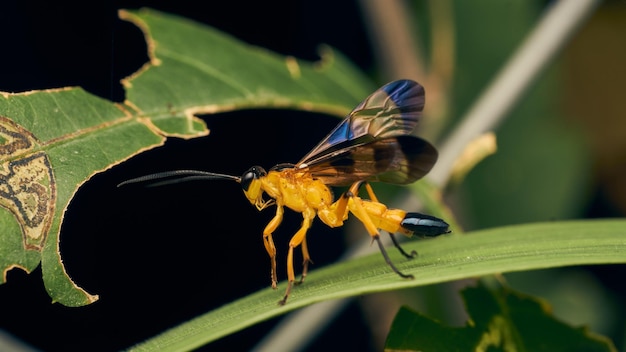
(120, 80), (450, 305)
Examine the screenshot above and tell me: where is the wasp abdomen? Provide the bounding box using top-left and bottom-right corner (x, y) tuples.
(400, 212), (450, 237)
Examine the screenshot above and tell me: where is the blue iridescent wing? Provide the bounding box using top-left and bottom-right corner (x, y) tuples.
(297, 79), (425, 167)
(295, 80), (437, 186)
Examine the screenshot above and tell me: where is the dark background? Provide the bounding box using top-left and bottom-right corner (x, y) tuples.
(0, 1), (375, 351)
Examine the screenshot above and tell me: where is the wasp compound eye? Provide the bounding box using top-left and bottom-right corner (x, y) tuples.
(241, 166), (266, 191)
(401, 212), (450, 237)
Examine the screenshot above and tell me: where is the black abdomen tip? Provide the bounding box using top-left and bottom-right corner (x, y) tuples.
(401, 212), (450, 237)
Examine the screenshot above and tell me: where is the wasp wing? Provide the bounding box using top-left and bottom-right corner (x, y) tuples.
(296, 80), (434, 186)
(306, 135), (437, 186)
(297, 80), (425, 168)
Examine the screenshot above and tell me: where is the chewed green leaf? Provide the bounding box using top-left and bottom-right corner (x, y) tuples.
(120, 9), (376, 128)
(0, 8), (375, 306)
(0, 88), (164, 305)
(385, 280), (617, 352)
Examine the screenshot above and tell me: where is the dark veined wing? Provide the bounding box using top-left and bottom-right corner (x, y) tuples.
(306, 135), (438, 186)
(295, 79), (435, 186)
(297, 79), (425, 167)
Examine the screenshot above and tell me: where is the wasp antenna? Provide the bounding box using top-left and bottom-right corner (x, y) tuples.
(117, 170), (240, 188)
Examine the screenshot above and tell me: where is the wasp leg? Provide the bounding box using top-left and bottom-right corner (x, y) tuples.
(345, 182), (415, 280)
(363, 182), (380, 203)
(319, 185), (351, 227)
(263, 205), (284, 289)
(373, 234), (414, 279)
(358, 182), (417, 260)
(279, 208), (315, 305)
(297, 237), (313, 285)
(388, 231), (418, 259)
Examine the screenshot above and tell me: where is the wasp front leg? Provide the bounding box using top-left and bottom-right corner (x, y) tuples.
(279, 208), (315, 305)
(262, 205), (284, 289)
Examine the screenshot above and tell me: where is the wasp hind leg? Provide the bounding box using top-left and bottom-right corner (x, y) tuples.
(359, 182), (418, 261)
(388, 231), (418, 259)
(373, 234), (414, 279)
(346, 182), (415, 280)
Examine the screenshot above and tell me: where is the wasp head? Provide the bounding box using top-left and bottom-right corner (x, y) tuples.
(241, 166), (273, 210)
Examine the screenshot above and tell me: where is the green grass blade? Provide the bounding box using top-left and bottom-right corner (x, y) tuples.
(129, 219), (626, 351)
